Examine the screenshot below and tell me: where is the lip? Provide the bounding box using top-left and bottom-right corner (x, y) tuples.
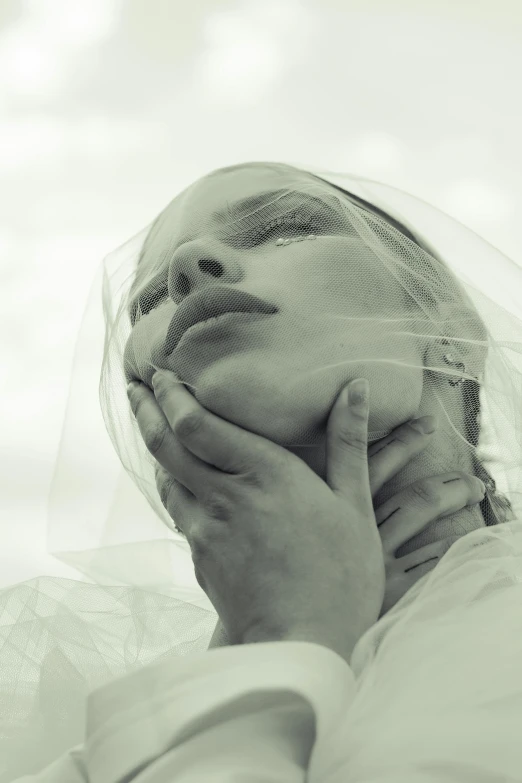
(164, 286), (278, 357)
(173, 311), (274, 353)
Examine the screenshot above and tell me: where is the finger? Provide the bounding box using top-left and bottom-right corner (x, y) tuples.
(367, 416), (438, 498)
(151, 369), (275, 478)
(155, 461), (191, 508)
(128, 380), (217, 499)
(155, 461), (171, 508)
(154, 462), (194, 537)
(380, 535), (464, 616)
(327, 379), (371, 501)
(376, 472), (486, 556)
(390, 535), (463, 587)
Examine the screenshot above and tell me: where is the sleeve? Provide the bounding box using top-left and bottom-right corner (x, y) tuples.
(10, 744), (88, 783)
(83, 640), (358, 783)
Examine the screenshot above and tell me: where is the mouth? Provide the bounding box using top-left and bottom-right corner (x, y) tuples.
(164, 286), (278, 357)
(173, 311), (275, 353)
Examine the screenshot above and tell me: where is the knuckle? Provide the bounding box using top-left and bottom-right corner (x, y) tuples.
(239, 468), (266, 491)
(190, 527), (211, 565)
(130, 394), (145, 418)
(155, 472), (166, 504)
(410, 478), (442, 507)
(442, 471), (480, 499)
(338, 426), (368, 458)
(189, 522), (222, 570)
(394, 426), (418, 447)
(243, 451), (284, 490)
(166, 495), (182, 521)
(154, 461), (164, 482)
(174, 410), (205, 439)
(157, 473), (174, 508)
(152, 382), (169, 405)
(143, 420), (169, 455)
(204, 490), (234, 521)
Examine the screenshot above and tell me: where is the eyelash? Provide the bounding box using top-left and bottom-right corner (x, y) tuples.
(234, 208), (322, 245)
(133, 284), (168, 323)
(133, 209), (323, 321)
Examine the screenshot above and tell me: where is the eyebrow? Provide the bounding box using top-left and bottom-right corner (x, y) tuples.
(213, 188), (319, 224)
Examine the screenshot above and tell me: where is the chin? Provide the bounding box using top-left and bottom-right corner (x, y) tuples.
(176, 365), (323, 448)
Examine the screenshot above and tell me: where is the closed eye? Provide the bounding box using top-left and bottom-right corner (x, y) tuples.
(131, 281), (169, 324)
(243, 213), (321, 246)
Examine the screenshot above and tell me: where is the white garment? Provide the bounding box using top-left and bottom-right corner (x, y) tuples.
(12, 517), (522, 783)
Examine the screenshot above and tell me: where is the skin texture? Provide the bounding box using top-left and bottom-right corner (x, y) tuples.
(125, 161), (486, 574)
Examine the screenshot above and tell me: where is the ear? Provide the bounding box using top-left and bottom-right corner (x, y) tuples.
(420, 304), (487, 384)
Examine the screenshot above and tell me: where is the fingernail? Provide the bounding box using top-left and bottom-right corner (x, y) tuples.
(152, 368), (177, 387)
(152, 370), (168, 387)
(348, 378), (369, 406)
(410, 414), (438, 434)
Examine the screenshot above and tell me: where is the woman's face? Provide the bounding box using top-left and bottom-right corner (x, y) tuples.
(125, 163), (425, 465)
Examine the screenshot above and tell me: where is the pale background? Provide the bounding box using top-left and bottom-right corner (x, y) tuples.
(1, 0), (521, 587)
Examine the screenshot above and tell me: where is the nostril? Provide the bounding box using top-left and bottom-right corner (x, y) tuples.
(199, 259), (224, 277)
(175, 272), (191, 297)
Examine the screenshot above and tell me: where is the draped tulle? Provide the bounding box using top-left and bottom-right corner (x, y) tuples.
(0, 578), (217, 782)
(2, 514), (522, 782)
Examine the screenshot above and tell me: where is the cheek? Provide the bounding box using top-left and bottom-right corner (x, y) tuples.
(192, 353), (423, 450)
(124, 305), (176, 382)
(366, 363), (423, 433)
(194, 363), (320, 445)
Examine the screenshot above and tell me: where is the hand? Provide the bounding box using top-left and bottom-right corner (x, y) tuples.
(126, 374), (484, 660)
(207, 424), (485, 648)
(128, 371), (386, 663)
(374, 447), (486, 616)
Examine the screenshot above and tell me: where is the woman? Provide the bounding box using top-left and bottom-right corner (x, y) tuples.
(4, 162), (522, 780)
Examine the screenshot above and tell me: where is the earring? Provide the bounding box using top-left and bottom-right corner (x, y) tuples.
(439, 341), (501, 512)
(440, 338), (484, 386)
(442, 350), (467, 386)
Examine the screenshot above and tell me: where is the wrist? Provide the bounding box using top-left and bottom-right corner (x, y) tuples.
(241, 625), (357, 664)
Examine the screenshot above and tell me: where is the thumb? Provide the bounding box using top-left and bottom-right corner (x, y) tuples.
(326, 379), (372, 501)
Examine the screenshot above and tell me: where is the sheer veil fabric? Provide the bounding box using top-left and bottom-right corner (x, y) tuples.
(2, 163), (522, 781)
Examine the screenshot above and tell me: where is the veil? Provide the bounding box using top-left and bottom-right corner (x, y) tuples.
(2, 163), (522, 781)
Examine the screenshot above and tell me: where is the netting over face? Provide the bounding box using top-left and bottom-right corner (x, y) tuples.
(102, 162), (521, 567)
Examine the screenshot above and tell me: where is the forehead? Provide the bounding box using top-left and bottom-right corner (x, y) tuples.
(185, 162), (315, 216)
(146, 163), (323, 252)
